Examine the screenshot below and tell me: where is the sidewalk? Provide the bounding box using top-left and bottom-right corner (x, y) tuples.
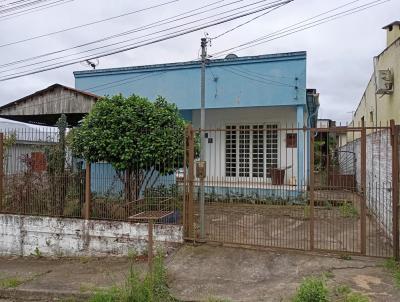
(0, 245), (399, 301)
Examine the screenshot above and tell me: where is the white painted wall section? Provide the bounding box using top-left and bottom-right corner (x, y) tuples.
(0, 214), (183, 257)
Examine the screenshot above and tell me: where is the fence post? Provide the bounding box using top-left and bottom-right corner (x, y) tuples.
(309, 129), (315, 251)
(390, 120), (399, 260)
(84, 162), (91, 220)
(0, 133), (3, 209)
(360, 123), (367, 255)
(186, 125), (195, 239)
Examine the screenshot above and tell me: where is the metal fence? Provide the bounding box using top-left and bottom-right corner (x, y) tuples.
(0, 127), (185, 225)
(184, 123), (399, 258)
(0, 123), (399, 258)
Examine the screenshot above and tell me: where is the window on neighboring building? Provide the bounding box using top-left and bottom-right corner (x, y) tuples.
(225, 124), (278, 178)
(361, 116), (365, 126)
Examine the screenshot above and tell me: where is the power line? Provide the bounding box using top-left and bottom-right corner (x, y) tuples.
(220, 66), (295, 87)
(0, 0), (270, 68)
(211, 0), (291, 39)
(210, 0), (388, 58)
(225, 65), (296, 86)
(0, 0), (180, 47)
(0, 0), (55, 14)
(0, 0), (72, 19)
(0, 0), (291, 81)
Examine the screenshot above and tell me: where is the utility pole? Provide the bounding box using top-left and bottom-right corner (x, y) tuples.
(199, 37), (207, 241)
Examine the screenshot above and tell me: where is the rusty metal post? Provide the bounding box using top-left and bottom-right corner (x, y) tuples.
(183, 126), (188, 235)
(148, 219), (154, 272)
(390, 120), (399, 260)
(309, 129), (315, 251)
(360, 123), (367, 255)
(187, 125), (195, 239)
(84, 162), (91, 220)
(0, 133), (3, 209)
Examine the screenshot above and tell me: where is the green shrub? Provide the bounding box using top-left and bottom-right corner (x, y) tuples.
(292, 277), (329, 302)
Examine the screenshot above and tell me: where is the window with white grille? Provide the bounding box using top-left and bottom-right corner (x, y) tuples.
(225, 125), (237, 177)
(225, 124), (278, 178)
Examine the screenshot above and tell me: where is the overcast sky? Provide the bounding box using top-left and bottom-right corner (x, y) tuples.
(0, 0), (398, 124)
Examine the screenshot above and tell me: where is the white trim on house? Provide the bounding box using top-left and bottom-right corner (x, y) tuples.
(192, 107), (300, 185)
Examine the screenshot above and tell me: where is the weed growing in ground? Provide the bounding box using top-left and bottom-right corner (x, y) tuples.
(345, 292), (370, 302)
(89, 253), (177, 302)
(339, 254), (352, 260)
(332, 284), (370, 301)
(339, 202), (359, 218)
(34, 247), (42, 258)
(384, 258), (400, 287)
(292, 277), (329, 302)
(304, 205), (310, 219)
(0, 277), (24, 288)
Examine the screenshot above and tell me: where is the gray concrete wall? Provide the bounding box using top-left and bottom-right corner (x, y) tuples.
(340, 129), (393, 238)
(0, 214), (183, 257)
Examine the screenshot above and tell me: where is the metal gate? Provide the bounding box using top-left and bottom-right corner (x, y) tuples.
(183, 122), (399, 258)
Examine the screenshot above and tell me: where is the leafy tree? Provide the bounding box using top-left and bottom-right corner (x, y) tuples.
(71, 94), (186, 201)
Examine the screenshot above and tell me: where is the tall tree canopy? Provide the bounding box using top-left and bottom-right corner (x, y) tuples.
(71, 94), (186, 200)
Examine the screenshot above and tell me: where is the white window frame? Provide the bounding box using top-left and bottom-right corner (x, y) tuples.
(224, 122), (280, 181)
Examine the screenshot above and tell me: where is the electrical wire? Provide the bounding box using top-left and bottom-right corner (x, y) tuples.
(0, 0), (291, 81)
(210, 0), (388, 58)
(211, 0), (292, 39)
(0, 0), (181, 48)
(0, 0), (274, 68)
(0, 0), (72, 19)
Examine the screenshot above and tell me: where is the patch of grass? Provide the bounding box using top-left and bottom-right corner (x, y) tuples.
(339, 202), (359, 218)
(345, 292), (369, 302)
(332, 284), (370, 302)
(89, 253), (177, 302)
(0, 277), (24, 289)
(339, 254), (352, 260)
(304, 205), (310, 219)
(384, 258), (400, 287)
(292, 277), (329, 302)
(322, 271), (335, 279)
(334, 284), (351, 296)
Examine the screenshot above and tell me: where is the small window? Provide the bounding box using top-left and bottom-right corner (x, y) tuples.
(369, 111), (374, 123)
(286, 133), (297, 148)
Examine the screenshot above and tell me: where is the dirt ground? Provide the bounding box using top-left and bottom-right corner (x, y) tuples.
(0, 244), (399, 301)
(168, 244), (400, 301)
(203, 200), (392, 257)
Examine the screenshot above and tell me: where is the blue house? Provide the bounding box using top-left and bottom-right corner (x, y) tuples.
(74, 51), (319, 198)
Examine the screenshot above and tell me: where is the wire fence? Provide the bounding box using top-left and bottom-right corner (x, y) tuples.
(0, 124), (398, 258)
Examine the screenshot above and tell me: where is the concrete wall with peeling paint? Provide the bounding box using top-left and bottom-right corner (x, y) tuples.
(0, 214), (183, 257)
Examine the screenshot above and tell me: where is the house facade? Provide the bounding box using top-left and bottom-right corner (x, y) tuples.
(351, 21), (400, 131)
(74, 52), (318, 193)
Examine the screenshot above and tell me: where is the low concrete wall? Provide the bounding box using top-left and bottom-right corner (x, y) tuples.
(0, 214), (183, 257)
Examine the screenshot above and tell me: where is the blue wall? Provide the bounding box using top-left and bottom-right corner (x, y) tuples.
(74, 52), (307, 110)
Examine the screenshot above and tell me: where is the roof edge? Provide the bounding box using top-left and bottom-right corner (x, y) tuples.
(0, 83), (100, 111)
(74, 51), (307, 77)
